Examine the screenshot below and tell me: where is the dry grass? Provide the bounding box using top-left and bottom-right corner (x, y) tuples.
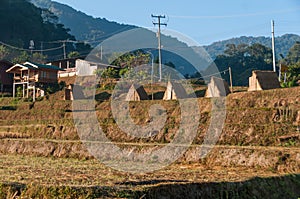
(0, 86), (299, 197)
(0, 154), (299, 198)
(0, 154), (290, 187)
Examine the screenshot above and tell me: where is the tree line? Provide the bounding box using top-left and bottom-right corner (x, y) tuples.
(212, 41), (300, 86)
(93, 41), (300, 88)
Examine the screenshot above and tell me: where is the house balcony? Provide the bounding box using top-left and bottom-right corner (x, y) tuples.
(13, 75), (38, 83)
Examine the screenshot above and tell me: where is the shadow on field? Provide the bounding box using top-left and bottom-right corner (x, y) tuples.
(0, 106), (16, 110)
(95, 91), (111, 102)
(143, 174), (300, 199)
(152, 91), (165, 100)
(117, 179), (189, 186)
(1, 174), (299, 198)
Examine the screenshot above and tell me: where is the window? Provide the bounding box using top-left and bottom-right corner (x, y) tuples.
(40, 71), (47, 78)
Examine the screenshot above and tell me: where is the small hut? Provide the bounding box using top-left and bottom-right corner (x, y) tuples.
(248, 70), (280, 91)
(163, 81), (188, 100)
(205, 76), (230, 98)
(125, 84), (149, 101)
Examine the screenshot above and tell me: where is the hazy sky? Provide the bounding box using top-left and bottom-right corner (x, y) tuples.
(55, 0), (300, 45)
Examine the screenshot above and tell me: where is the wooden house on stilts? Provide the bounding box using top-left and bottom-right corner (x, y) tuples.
(6, 62), (64, 101)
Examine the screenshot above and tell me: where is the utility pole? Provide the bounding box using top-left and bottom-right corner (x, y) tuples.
(40, 41), (43, 56)
(271, 20), (276, 72)
(152, 14), (167, 81)
(29, 40), (35, 55)
(229, 67), (233, 93)
(63, 41), (66, 59)
(147, 51), (154, 100)
(100, 45), (103, 61)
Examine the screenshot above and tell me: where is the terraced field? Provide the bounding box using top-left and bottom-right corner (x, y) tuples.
(0, 86), (299, 198)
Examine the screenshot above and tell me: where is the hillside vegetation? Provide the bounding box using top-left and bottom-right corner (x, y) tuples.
(204, 34), (300, 59)
(31, 0), (136, 45)
(0, 0), (93, 62)
(0, 0), (74, 47)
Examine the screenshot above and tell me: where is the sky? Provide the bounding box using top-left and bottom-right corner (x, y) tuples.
(54, 0), (300, 45)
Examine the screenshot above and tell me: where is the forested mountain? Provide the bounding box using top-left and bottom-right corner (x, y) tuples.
(30, 0), (136, 45)
(0, 0), (94, 62)
(204, 34), (300, 60)
(0, 0), (74, 48)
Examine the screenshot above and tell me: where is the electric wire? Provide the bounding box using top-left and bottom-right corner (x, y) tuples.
(0, 41), (64, 52)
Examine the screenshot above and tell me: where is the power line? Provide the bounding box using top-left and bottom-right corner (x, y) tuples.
(80, 26), (134, 44)
(0, 40), (63, 52)
(40, 26), (133, 45)
(200, 68), (230, 79)
(44, 39), (77, 44)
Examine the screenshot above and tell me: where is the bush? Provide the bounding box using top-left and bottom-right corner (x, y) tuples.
(16, 86), (23, 97)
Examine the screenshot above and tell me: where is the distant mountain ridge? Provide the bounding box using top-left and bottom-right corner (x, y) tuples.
(31, 0), (300, 61)
(30, 0), (136, 45)
(203, 34), (300, 59)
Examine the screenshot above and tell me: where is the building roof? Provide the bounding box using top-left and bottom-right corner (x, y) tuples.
(163, 81), (188, 100)
(253, 70), (280, 90)
(205, 76), (230, 97)
(6, 64), (29, 73)
(6, 62), (64, 73)
(24, 62), (65, 71)
(125, 83), (149, 101)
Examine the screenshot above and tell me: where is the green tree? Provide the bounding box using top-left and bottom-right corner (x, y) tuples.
(119, 67), (129, 77)
(224, 43), (248, 58)
(31, 52), (47, 63)
(68, 51), (80, 58)
(75, 42), (92, 55)
(285, 41), (300, 64)
(212, 43), (273, 86)
(224, 44), (238, 56)
(101, 67), (119, 79)
(0, 0), (76, 62)
(281, 62), (300, 87)
(0, 45), (9, 60)
(13, 51), (30, 64)
(247, 43), (272, 63)
(109, 50), (150, 68)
